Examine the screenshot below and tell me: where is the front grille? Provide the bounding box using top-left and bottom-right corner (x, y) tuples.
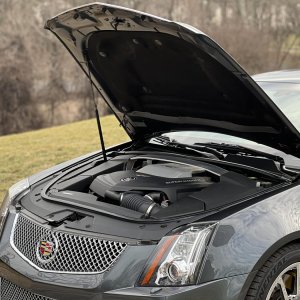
(0, 278), (55, 300)
(11, 214), (127, 273)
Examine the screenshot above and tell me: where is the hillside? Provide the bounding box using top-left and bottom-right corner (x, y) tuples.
(0, 115), (128, 201)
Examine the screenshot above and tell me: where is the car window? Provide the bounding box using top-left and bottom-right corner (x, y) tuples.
(257, 82), (300, 132)
(162, 81), (300, 167)
(163, 131), (300, 168)
(165, 131), (271, 150)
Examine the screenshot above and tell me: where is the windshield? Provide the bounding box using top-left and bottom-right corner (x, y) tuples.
(162, 129), (300, 169)
(163, 131), (300, 168)
(162, 81), (300, 168)
(257, 81), (300, 132)
(164, 131), (276, 153)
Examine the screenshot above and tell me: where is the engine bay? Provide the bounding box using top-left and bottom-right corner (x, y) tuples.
(41, 152), (280, 220)
(90, 158), (219, 218)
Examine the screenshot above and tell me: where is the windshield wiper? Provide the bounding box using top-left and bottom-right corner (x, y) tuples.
(151, 136), (225, 159)
(194, 142), (285, 165)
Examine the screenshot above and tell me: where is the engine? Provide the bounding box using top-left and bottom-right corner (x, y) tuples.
(88, 154), (261, 219)
(46, 154), (275, 220)
(90, 160), (217, 218)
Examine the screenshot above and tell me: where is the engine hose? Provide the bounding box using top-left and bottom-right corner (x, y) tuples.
(121, 193), (161, 218)
(105, 191), (160, 218)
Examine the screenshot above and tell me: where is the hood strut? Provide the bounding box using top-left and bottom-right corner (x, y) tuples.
(86, 60), (107, 162)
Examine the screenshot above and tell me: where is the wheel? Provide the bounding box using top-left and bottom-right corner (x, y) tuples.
(246, 244), (300, 300)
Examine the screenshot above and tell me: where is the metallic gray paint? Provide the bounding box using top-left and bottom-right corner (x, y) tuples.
(1, 183), (300, 299)
(0, 255), (251, 299)
(1, 124), (300, 299)
(201, 184), (300, 282)
(253, 69), (300, 84)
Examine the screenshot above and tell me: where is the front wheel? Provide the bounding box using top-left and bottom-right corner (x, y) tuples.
(246, 244), (300, 300)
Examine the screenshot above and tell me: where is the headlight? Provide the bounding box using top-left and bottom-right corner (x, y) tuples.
(138, 222), (216, 286)
(0, 178), (30, 236)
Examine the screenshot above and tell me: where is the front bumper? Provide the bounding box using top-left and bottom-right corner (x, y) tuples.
(0, 212), (253, 299)
(0, 261), (251, 300)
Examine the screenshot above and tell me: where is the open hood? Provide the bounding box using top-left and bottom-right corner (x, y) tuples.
(46, 3), (300, 157)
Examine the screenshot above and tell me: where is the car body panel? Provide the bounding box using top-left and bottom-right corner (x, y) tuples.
(253, 69), (300, 84)
(1, 183), (300, 299)
(45, 3), (300, 157)
(200, 184), (300, 282)
(0, 255), (251, 300)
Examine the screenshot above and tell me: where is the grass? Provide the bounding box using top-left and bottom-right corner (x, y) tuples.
(0, 115), (129, 201)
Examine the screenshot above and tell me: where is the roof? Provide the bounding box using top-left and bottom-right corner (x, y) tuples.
(253, 69), (300, 84)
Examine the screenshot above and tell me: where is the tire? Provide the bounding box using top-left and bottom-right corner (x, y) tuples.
(246, 243), (300, 300)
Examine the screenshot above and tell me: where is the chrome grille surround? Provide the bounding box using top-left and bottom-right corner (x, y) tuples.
(0, 277), (55, 300)
(10, 214), (127, 274)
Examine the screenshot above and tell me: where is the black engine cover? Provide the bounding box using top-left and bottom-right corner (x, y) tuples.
(90, 169), (213, 203)
(89, 160), (260, 218)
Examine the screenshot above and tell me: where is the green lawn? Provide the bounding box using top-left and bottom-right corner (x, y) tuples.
(0, 115), (129, 201)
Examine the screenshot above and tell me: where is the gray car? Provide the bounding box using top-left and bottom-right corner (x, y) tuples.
(1, 3), (300, 300)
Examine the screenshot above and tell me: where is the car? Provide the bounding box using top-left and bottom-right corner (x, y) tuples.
(0, 3), (300, 300)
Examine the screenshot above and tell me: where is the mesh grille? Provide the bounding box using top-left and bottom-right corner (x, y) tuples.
(11, 214), (127, 273)
(0, 278), (55, 300)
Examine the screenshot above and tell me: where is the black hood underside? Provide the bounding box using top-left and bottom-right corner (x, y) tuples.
(46, 3), (300, 156)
